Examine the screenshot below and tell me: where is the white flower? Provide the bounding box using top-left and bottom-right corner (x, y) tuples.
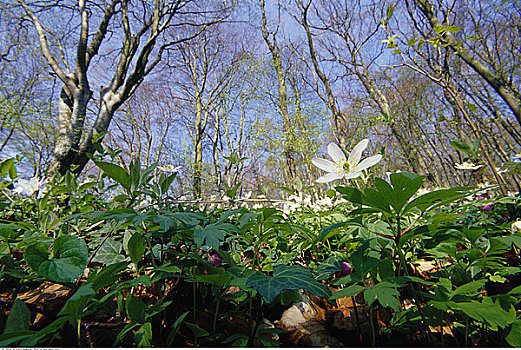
(13, 177), (45, 197)
(157, 165), (181, 173)
(454, 162), (482, 170)
(311, 140), (382, 183)
(512, 220), (521, 234)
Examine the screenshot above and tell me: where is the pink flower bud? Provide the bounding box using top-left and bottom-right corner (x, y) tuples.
(207, 254), (222, 267)
(342, 262), (352, 275)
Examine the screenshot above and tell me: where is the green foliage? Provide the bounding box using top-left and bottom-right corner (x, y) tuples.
(3, 299), (30, 333)
(24, 235), (88, 283)
(0, 159), (520, 347)
(246, 265), (331, 303)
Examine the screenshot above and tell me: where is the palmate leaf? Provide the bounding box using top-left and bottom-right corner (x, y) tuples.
(364, 281), (401, 311)
(194, 223), (236, 250)
(384, 173), (425, 214)
(403, 186), (472, 214)
(194, 225), (224, 250)
(246, 265), (331, 303)
(452, 297), (516, 330)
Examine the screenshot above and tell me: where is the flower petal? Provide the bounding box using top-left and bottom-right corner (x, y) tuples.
(312, 157), (337, 172)
(344, 171), (362, 179)
(355, 154), (382, 172)
(348, 139), (369, 165)
(316, 172), (344, 183)
(327, 143), (346, 163)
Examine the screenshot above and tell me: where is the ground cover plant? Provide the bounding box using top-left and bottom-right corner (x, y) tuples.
(2, 0), (521, 347)
(0, 145), (521, 347)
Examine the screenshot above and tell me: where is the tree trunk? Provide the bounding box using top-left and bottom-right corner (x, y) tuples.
(259, 0), (297, 183)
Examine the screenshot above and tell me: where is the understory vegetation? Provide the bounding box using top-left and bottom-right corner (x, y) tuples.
(0, 155), (520, 347)
(1, 0), (521, 347)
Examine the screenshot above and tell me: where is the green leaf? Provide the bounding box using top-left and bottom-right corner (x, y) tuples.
(506, 319), (521, 347)
(403, 186), (471, 214)
(119, 275), (152, 289)
(350, 249), (379, 278)
(280, 289), (301, 306)
(91, 238), (127, 266)
(223, 333), (249, 346)
(94, 160), (131, 191)
(453, 298), (516, 329)
(331, 285), (366, 299)
(90, 262), (129, 290)
(450, 279), (487, 299)
(226, 266), (257, 290)
(215, 208), (243, 224)
(386, 4), (394, 19)
(185, 322), (209, 337)
(508, 285), (521, 296)
(390, 276), (434, 286)
(363, 188), (392, 213)
(78, 181), (98, 193)
(59, 284), (96, 321)
(364, 282), (401, 311)
(134, 322), (152, 347)
(450, 140), (473, 155)
(373, 178), (399, 212)
(262, 207), (278, 220)
(388, 173), (425, 214)
(246, 265), (331, 303)
(154, 215), (176, 232)
(188, 273), (232, 288)
(315, 218), (361, 244)
(130, 158), (141, 193)
(166, 311), (189, 346)
(126, 295), (146, 324)
(126, 233), (145, 267)
(313, 256), (343, 281)
(335, 186), (365, 205)
(194, 225), (225, 250)
(64, 171), (78, 193)
(375, 258), (395, 281)
(0, 158), (15, 178)
(114, 323), (139, 346)
(24, 236), (88, 283)
(4, 299), (30, 333)
(159, 172), (177, 195)
(0, 331), (36, 347)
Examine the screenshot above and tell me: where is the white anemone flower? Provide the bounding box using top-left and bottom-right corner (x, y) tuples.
(512, 220), (521, 234)
(454, 162), (482, 171)
(157, 165), (181, 173)
(13, 177), (45, 197)
(312, 139), (382, 183)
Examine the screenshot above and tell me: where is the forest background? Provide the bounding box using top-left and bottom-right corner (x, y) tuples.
(1, 0), (520, 200)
